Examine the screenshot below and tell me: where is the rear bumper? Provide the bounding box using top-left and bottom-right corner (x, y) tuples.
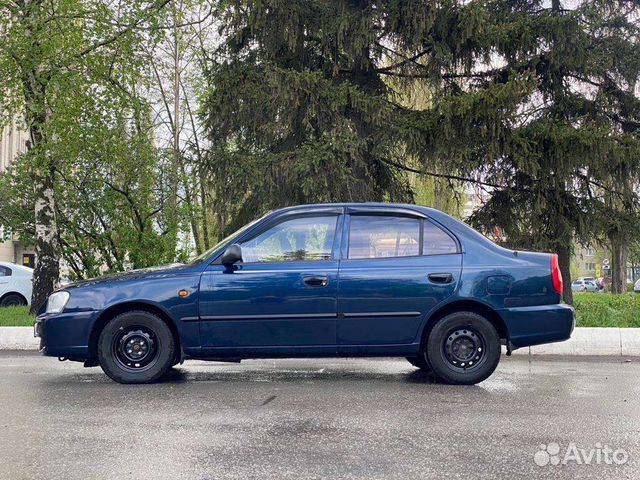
(498, 303), (575, 349)
(35, 309), (98, 359)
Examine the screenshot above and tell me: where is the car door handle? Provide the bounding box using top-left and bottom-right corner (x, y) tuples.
(303, 275), (328, 287)
(428, 273), (453, 284)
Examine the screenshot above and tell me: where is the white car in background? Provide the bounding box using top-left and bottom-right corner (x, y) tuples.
(634, 278), (640, 293)
(0, 262), (33, 307)
(571, 279), (599, 293)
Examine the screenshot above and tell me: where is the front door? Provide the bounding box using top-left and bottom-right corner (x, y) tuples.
(199, 213), (342, 356)
(337, 212), (462, 354)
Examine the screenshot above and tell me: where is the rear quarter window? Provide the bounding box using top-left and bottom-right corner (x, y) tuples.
(423, 221), (458, 255)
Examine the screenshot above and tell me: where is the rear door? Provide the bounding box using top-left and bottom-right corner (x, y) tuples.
(337, 209), (462, 353)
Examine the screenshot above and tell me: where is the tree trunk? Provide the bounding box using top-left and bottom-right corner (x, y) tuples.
(609, 230), (628, 294)
(165, 5), (181, 255)
(30, 165), (60, 313)
(557, 245), (573, 305)
(22, 0), (60, 313)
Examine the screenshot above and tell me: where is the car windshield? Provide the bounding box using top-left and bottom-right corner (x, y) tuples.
(189, 214), (268, 265)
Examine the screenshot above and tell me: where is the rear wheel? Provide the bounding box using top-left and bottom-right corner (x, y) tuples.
(98, 310), (175, 384)
(426, 311), (501, 385)
(0, 293), (27, 307)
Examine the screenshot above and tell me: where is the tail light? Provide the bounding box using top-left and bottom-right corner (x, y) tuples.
(551, 254), (563, 296)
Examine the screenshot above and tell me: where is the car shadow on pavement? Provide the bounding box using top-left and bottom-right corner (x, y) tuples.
(37, 361), (490, 391)
(157, 365), (459, 387)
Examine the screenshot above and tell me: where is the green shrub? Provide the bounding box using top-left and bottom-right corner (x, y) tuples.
(573, 293), (640, 328)
(0, 306), (33, 326)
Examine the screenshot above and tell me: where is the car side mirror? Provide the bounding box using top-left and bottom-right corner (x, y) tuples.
(220, 244), (242, 266)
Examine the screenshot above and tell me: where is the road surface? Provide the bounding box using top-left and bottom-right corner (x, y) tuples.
(0, 352), (638, 479)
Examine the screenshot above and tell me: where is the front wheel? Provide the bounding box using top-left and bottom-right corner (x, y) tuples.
(426, 312), (501, 385)
(98, 310), (175, 384)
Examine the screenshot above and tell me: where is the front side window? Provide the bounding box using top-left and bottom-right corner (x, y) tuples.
(240, 215), (338, 263)
(0, 266), (11, 277)
(348, 216), (420, 259)
(423, 220), (458, 255)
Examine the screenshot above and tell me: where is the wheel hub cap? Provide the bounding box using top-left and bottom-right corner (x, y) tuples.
(444, 328), (485, 370)
(114, 328), (157, 370)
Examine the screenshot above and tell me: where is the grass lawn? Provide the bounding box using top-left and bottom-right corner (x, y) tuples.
(573, 292), (640, 328)
(0, 306), (33, 326)
(0, 293), (638, 328)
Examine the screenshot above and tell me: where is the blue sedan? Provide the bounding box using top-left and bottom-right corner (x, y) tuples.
(35, 203), (574, 385)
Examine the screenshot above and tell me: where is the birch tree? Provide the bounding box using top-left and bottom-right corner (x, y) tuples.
(0, 0), (173, 312)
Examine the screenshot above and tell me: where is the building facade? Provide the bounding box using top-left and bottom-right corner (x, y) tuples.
(573, 245), (599, 278)
(0, 120), (36, 267)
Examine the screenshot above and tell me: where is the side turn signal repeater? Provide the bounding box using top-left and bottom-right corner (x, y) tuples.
(178, 289), (189, 298)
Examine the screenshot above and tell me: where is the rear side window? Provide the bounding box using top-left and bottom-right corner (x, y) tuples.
(0, 266), (12, 277)
(423, 221), (458, 255)
(348, 216), (420, 259)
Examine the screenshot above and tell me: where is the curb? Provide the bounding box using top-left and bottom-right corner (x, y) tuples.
(507, 327), (640, 356)
(1, 326), (639, 355)
(0, 327), (39, 350)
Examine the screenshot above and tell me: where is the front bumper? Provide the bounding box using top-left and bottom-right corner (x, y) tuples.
(498, 303), (575, 349)
(35, 309), (99, 359)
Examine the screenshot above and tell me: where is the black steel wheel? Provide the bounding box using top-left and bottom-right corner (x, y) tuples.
(112, 327), (158, 372)
(0, 293), (27, 307)
(426, 311), (501, 385)
(98, 311), (175, 384)
(442, 327), (486, 371)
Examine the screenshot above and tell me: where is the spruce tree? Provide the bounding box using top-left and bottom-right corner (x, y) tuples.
(200, 0), (519, 232)
(466, 0), (640, 302)
(202, 1), (640, 304)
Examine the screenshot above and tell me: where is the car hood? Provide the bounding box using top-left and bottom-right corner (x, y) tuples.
(64, 263), (192, 289)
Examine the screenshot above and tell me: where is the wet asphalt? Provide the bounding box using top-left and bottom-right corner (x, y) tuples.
(0, 352), (638, 480)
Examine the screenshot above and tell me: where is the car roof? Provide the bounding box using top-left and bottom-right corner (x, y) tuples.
(0, 261), (33, 275)
(272, 202), (445, 220)
(274, 202), (436, 211)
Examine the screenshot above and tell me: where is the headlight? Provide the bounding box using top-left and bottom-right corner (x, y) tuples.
(46, 291), (70, 314)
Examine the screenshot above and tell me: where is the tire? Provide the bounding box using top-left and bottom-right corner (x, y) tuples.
(0, 293), (27, 307)
(426, 311), (501, 385)
(406, 355), (431, 371)
(97, 310), (175, 384)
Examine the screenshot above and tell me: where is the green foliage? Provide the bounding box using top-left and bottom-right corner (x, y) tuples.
(464, 1), (640, 298)
(0, 0), (181, 281)
(200, 0), (496, 232)
(574, 293), (640, 328)
(202, 0), (640, 279)
(1, 0), (637, 291)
